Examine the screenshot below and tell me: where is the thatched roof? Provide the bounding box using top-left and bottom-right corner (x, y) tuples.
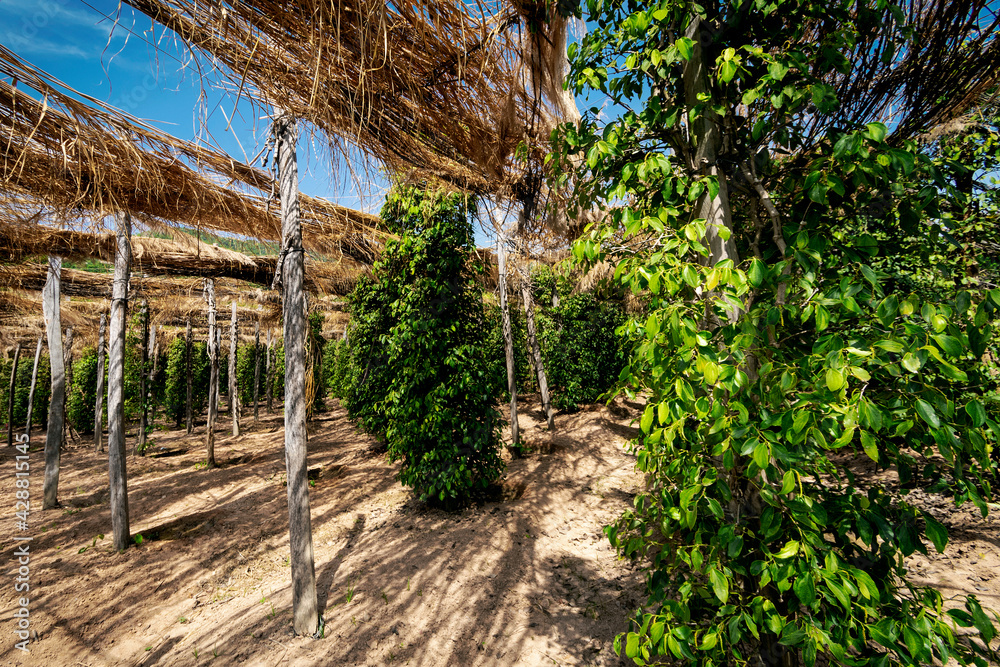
(0, 45), (391, 258)
(122, 0), (579, 201)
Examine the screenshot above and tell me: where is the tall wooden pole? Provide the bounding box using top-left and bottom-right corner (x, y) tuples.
(42, 256), (65, 509)
(6, 342), (20, 447)
(520, 281), (554, 430)
(265, 328), (273, 414)
(276, 110), (320, 636)
(185, 317), (193, 433)
(230, 301), (240, 437)
(24, 335), (42, 440)
(107, 212), (132, 551)
(205, 279), (218, 468)
(253, 321), (261, 422)
(63, 327), (75, 445)
(497, 236), (519, 446)
(94, 312), (106, 452)
(137, 300), (149, 455)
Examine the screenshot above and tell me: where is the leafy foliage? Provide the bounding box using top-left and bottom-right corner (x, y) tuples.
(343, 186), (504, 502)
(67, 347), (99, 433)
(556, 0), (1000, 665)
(163, 338), (210, 427)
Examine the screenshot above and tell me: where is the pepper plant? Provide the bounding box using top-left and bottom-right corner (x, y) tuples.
(553, 0), (1000, 664)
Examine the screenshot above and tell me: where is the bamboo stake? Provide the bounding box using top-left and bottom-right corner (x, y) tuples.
(6, 342), (20, 447)
(24, 335), (42, 440)
(94, 312), (106, 452)
(497, 235), (519, 446)
(185, 317), (193, 433)
(276, 110), (320, 637)
(205, 279), (218, 468)
(253, 321), (261, 422)
(64, 327), (75, 445)
(230, 301), (240, 437)
(43, 255), (65, 509)
(265, 328), (273, 414)
(149, 324), (159, 425)
(107, 212), (131, 551)
(521, 280), (554, 430)
(137, 299), (149, 455)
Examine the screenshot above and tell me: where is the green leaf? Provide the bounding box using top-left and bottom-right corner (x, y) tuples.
(794, 574), (816, 605)
(641, 405), (654, 434)
(865, 122), (887, 142)
(932, 334), (963, 358)
(625, 632), (640, 659)
(826, 368), (845, 391)
(901, 352), (922, 373)
(914, 399), (941, 429)
(719, 60), (738, 83)
(676, 37), (694, 61)
(776, 540), (799, 559)
(753, 442), (771, 469)
(709, 568), (730, 603)
(748, 258), (766, 287)
(860, 431), (878, 462)
(968, 596), (996, 643)
(966, 400), (986, 427)
(922, 511), (948, 553)
(780, 470), (797, 494)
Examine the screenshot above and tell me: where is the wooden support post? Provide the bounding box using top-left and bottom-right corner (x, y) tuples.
(107, 212), (132, 551)
(275, 110), (320, 637)
(253, 321), (261, 422)
(43, 256), (65, 509)
(230, 301), (240, 437)
(521, 281), (554, 430)
(6, 342), (20, 447)
(94, 312), (106, 452)
(205, 279), (218, 468)
(24, 335), (43, 440)
(185, 317), (193, 434)
(497, 236), (519, 446)
(265, 328), (273, 414)
(64, 327), (75, 445)
(137, 300), (149, 455)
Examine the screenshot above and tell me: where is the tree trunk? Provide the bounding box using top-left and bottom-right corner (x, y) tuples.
(63, 327), (76, 445)
(7, 342), (20, 447)
(521, 280), (554, 430)
(137, 300), (149, 455)
(43, 256), (65, 510)
(94, 312), (106, 452)
(230, 301), (240, 437)
(276, 110), (320, 637)
(107, 212), (132, 551)
(265, 328), (274, 414)
(185, 317), (193, 433)
(205, 279), (218, 468)
(24, 335), (43, 440)
(253, 321), (261, 422)
(497, 236), (519, 446)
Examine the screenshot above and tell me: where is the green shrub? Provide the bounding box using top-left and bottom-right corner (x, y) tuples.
(67, 347), (99, 433)
(164, 338), (210, 426)
(344, 187), (504, 502)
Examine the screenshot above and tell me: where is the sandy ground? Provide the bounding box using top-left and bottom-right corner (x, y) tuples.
(3, 398), (999, 666)
(0, 397), (649, 666)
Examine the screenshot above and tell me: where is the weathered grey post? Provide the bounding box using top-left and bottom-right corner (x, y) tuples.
(205, 279), (218, 468)
(520, 281), (554, 430)
(253, 321), (261, 422)
(137, 300), (149, 455)
(275, 110), (320, 636)
(6, 342), (20, 447)
(230, 301), (240, 437)
(265, 328), (273, 413)
(42, 256), (65, 509)
(94, 312), (106, 452)
(24, 335), (42, 439)
(107, 212), (132, 551)
(497, 236), (519, 446)
(185, 317), (193, 434)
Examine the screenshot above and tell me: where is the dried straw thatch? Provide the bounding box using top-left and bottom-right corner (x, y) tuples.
(123, 0), (580, 203)
(0, 45), (390, 257)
